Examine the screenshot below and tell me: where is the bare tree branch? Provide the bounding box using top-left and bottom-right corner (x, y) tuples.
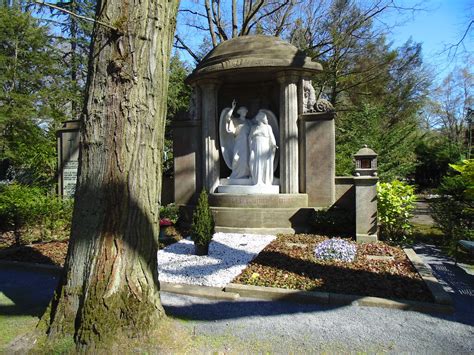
(32, 0), (120, 33)
(204, 0), (218, 46)
(241, 0), (264, 35)
(247, 0), (291, 35)
(174, 35), (200, 63)
(444, 20), (474, 58)
(232, 0), (238, 37)
(212, 0), (228, 42)
(178, 8), (208, 19)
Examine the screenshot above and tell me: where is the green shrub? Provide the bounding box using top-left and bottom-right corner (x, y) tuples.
(431, 160), (474, 254)
(0, 183), (73, 245)
(0, 183), (44, 244)
(190, 190), (214, 248)
(159, 203), (179, 224)
(377, 180), (416, 243)
(38, 196), (73, 241)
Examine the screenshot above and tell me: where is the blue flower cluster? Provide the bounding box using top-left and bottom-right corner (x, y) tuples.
(314, 238), (357, 262)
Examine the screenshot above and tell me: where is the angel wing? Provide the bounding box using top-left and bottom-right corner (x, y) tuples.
(260, 109), (280, 171)
(219, 107), (234, 170)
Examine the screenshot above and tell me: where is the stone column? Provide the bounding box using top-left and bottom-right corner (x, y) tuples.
(199, 80), (220, 193)
(299, 112), (336, 207)
(354, 176), (378, 243)
(277, 72), (300, 193)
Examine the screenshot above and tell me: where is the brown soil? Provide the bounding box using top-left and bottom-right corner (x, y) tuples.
(233, 234), (434, 302)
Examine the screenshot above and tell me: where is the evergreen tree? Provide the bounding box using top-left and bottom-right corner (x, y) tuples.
(191, 189), (214, 250)
(163, 55), (191, 175)
(336, 102), (418, 180)
(0, 7), (69, 186)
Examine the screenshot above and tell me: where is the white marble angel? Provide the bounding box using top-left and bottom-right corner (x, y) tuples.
(221, 99), (251, 179)
(219, 100), (280, 183)
(249, 111), (278, 185)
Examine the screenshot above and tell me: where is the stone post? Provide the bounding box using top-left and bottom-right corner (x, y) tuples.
(277, 72), (300, 193)
(199, 80), (221, 193)
(354, 176), (378, 243)
(57, 120), (80, 198)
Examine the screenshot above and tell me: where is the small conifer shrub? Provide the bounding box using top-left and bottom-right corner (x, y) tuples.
(191, 190), (214, 255)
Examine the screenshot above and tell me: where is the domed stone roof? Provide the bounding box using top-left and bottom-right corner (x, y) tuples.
(354, 145), (378, 157)
(187, 35), (322, 83)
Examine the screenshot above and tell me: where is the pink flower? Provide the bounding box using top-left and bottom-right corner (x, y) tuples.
(160, 218), (173, 227)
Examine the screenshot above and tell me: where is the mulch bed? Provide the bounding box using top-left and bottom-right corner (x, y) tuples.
(233, 234), (434, 302)
(0, 231), (434, 302)
(0, 241), (68, 267)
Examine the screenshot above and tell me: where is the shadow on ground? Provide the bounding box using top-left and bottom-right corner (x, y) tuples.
(0, 264), (59, 317)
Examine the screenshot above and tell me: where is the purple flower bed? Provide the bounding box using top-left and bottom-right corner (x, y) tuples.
(314, 238), (357, 262)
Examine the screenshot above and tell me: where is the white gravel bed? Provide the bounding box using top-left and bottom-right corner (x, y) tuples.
(158, 232), (276, 287)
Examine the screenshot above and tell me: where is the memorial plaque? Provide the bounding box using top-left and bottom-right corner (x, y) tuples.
(57, 120), (80, 198)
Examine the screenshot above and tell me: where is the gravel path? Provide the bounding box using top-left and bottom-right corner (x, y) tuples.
(161, 292), (474, 353)
(158, 233), (275, 287)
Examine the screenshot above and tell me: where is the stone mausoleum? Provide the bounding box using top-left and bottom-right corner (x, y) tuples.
(173, 35), (378, 242)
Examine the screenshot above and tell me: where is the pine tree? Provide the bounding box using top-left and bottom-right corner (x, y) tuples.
(0, 7), (69, 186)
(191, 189), (214, 254)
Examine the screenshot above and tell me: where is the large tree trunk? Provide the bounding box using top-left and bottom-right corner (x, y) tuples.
(42, 0), (179, 348)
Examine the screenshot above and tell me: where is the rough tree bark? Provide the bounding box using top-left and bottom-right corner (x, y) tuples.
(41, 0), (179, 348)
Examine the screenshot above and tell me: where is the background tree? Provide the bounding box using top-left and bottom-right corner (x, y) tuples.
(426, 66), (473, 147)
(0, 6), (70, 186)
(42, 0), (180, 349)
(163, 55), (191, 176)
(33, 0), (96, 120)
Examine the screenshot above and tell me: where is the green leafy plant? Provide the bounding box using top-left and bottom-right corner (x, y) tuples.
(190, 190), (214, 254)
(377, 180), (416, 243)
(0, 184), (44, 244)
(38, 196), (73, 241)
(0, 183), (73, 245)
(449, 159), (474, 200)
(431, 160), (474, 254)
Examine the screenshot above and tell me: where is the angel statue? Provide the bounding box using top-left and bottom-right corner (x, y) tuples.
(249, 111), (278, 185)
(221, 99), (251, 179)
(219, 100), (280, 185)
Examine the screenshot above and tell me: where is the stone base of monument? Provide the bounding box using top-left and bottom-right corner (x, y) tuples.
(206, 192), (312, 234)
(217, 178), (280, 194)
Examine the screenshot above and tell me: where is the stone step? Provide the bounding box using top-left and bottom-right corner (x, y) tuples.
(210, 206), (312, 231)
(209, 193), (308, 208)
(214, 226), (294, 235)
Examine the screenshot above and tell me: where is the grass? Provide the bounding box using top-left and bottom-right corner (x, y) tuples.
(0, 292), (41, 351)
(0, 314), (38, 350)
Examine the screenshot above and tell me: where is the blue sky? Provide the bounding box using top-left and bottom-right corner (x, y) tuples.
(175, 0), (472, 82)
(381, 0), (473, 79)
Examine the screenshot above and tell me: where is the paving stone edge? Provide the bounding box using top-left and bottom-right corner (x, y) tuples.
(403, 248), (453, 305)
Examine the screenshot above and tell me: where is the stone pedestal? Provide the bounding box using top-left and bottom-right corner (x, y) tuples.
(354, 176), (378, 243)
(217, 178), (279, 194)
(173, 120), (201, 205)
(200, 80), (220, 193)
(277, 73), (300, 193)
(57, 120), (80, 197)
(299, 112), (336, 207)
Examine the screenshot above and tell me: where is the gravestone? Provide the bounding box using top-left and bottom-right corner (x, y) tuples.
(174, 35), (378, 241)
(57, 120), (80, 198)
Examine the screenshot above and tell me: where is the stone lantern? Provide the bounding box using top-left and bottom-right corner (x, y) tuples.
(354, 145), (377, 176)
